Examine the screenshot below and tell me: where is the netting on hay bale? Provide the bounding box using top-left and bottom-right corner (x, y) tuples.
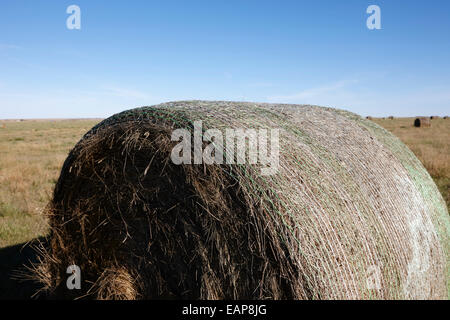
(34, 101), (449, 300)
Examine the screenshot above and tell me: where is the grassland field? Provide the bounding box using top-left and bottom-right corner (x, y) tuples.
(0, 117), (448, 249)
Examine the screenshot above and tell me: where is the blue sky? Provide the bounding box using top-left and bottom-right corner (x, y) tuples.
(1, 0), (449, 118)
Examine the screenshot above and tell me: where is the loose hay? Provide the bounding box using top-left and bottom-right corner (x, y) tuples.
(34, 101), (449, 300)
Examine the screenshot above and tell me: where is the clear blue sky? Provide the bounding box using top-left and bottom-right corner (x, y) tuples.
(1, 0), (449, 118)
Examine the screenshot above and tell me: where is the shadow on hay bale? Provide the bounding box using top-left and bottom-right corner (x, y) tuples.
(414, 117), (431, 127)
(32, 101), (449, 300)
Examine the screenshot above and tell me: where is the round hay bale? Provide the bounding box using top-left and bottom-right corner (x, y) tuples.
(414, 117), (431, 127)
(430, 116), (441, 120)
(35, 101), (449, 300)
(388, 116), (394, 120)
(366, 116), (373, 120)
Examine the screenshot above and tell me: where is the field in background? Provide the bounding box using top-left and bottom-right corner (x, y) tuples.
(0, 117), (448, 248)
(373, 117), (449, 211)
(0, 119), (100, 248)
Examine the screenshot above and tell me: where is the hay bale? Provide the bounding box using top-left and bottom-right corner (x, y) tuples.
(366, 116), (373, 120)
(430, 116), (441, 120)
(34, 101), (449, 300)
(414, 117), (431, 127)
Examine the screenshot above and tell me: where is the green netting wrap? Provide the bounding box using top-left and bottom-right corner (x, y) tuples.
(35, 101), (449, 300)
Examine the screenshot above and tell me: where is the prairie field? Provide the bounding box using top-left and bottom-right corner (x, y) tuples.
(0, 117), (448, 249)
(0, 119), (100, 248)
(372, 117), (449, 210)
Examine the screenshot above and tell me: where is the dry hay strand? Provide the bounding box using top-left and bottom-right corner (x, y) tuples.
(32, 101), (449, 300)
(89, 267), (142, 300)
(414, 117), (431, 127)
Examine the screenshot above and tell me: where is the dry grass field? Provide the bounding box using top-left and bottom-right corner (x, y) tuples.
(0, 119), (100, 248)
(373, 117), (449, 211)
(0, 116), (448, 249)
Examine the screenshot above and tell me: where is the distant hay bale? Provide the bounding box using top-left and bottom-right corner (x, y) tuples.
(414, 117), (431, 127)
(366, 116), (373, 120)
(430, 116), (441, 120)
(34, 101), (449, 300)
(388, 116), (394, 120)
(444, 116), (448, 119)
